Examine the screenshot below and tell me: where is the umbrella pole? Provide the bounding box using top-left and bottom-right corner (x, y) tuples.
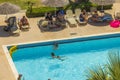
(5, 14), (8, 21)
(55, 7), (56, 17)
(101, 0), (105, 12)
(101, 5), (104, 11)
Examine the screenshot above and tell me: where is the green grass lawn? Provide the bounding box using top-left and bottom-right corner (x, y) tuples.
(0, 0), (43, 9)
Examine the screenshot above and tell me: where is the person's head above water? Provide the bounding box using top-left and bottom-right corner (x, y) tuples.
(51, 52), (64, 61)
(51, 52), (55, 58)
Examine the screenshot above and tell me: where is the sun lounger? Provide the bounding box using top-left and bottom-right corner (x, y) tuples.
(55, 20), (67, 28)
(75, 9), (81, 20)
(55, 14), (67, 28)
(114, 11), (120, 20)
(4, 16), (20, 35)
(4, 16), (15, 31)
(20, 25), (30, 31)
(38, 19), (49, 32)
(66, 10), (77, 27)
(10, 26), (20, 36)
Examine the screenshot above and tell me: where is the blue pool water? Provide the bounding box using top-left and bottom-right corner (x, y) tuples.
(12, 36), (120, 80)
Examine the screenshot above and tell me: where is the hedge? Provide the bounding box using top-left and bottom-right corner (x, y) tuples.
(26, 7), (56, 18)
(26, 2), (113, 18)
(65, 2), (113, 12)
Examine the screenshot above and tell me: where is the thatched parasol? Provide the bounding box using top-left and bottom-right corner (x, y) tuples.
(90, 0), (115, 10)
(42, 0), (69, 14)
(42, 0), (69, 7)
(0, 2), (20, 15)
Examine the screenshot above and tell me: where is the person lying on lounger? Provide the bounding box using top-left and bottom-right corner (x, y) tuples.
(91, 11), (102, 22)
(91, 11), (112, 22)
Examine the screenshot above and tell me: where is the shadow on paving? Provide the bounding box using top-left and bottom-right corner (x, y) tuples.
(88, 20), (110, 26)
(0, 26), (11, 37)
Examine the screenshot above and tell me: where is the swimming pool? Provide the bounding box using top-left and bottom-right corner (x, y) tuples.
(7, 33), (120, 80)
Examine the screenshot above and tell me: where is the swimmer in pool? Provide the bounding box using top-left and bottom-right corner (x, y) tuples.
(18, 74), (22, 80)
(53, 43), (58, 50)
(51, 52), (65, 61)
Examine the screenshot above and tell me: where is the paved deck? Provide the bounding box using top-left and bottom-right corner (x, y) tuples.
(0, 3), (120, 80)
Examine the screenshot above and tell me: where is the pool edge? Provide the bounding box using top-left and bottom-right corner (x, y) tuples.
(5, 32), (120, 47)
(2, 45), (19, 80)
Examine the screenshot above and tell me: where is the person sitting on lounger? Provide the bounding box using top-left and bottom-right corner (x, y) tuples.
(45, 12), (53, 25)
(79, 11), (86, 22)
(18, 16), (30, 30)
(45, 13), (53, 21)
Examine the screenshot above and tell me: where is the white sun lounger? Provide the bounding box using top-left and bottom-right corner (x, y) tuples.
(66, 10), (77, 27)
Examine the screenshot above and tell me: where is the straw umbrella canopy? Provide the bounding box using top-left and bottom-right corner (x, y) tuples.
(90, 0), (115, 10)
(42, 0), (69, 14)
(0, 2), (21, 19)
(0, 2), (20, 14)
(42, 0), (69, 7)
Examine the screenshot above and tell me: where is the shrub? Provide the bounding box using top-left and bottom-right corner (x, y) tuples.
(26, 2), (113, 18)
(86, 66), (108, 80)
(107, 50), (120, 80)
(97, 4), (113, 10)
(65, 2), (112, 12)
(86, 50), (120, 80)
(64, 2), (93, 13)
(26, 7), (56, 18)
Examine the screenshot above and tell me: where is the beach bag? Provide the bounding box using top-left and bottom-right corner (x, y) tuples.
(110, 20), (120, 28)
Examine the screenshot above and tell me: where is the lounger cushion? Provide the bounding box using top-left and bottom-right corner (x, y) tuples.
(41, 21), (48, 27)
(10, 26), (18, 31)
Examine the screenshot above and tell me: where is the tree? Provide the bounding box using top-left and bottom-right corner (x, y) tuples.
(25, 1), (35, 14)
